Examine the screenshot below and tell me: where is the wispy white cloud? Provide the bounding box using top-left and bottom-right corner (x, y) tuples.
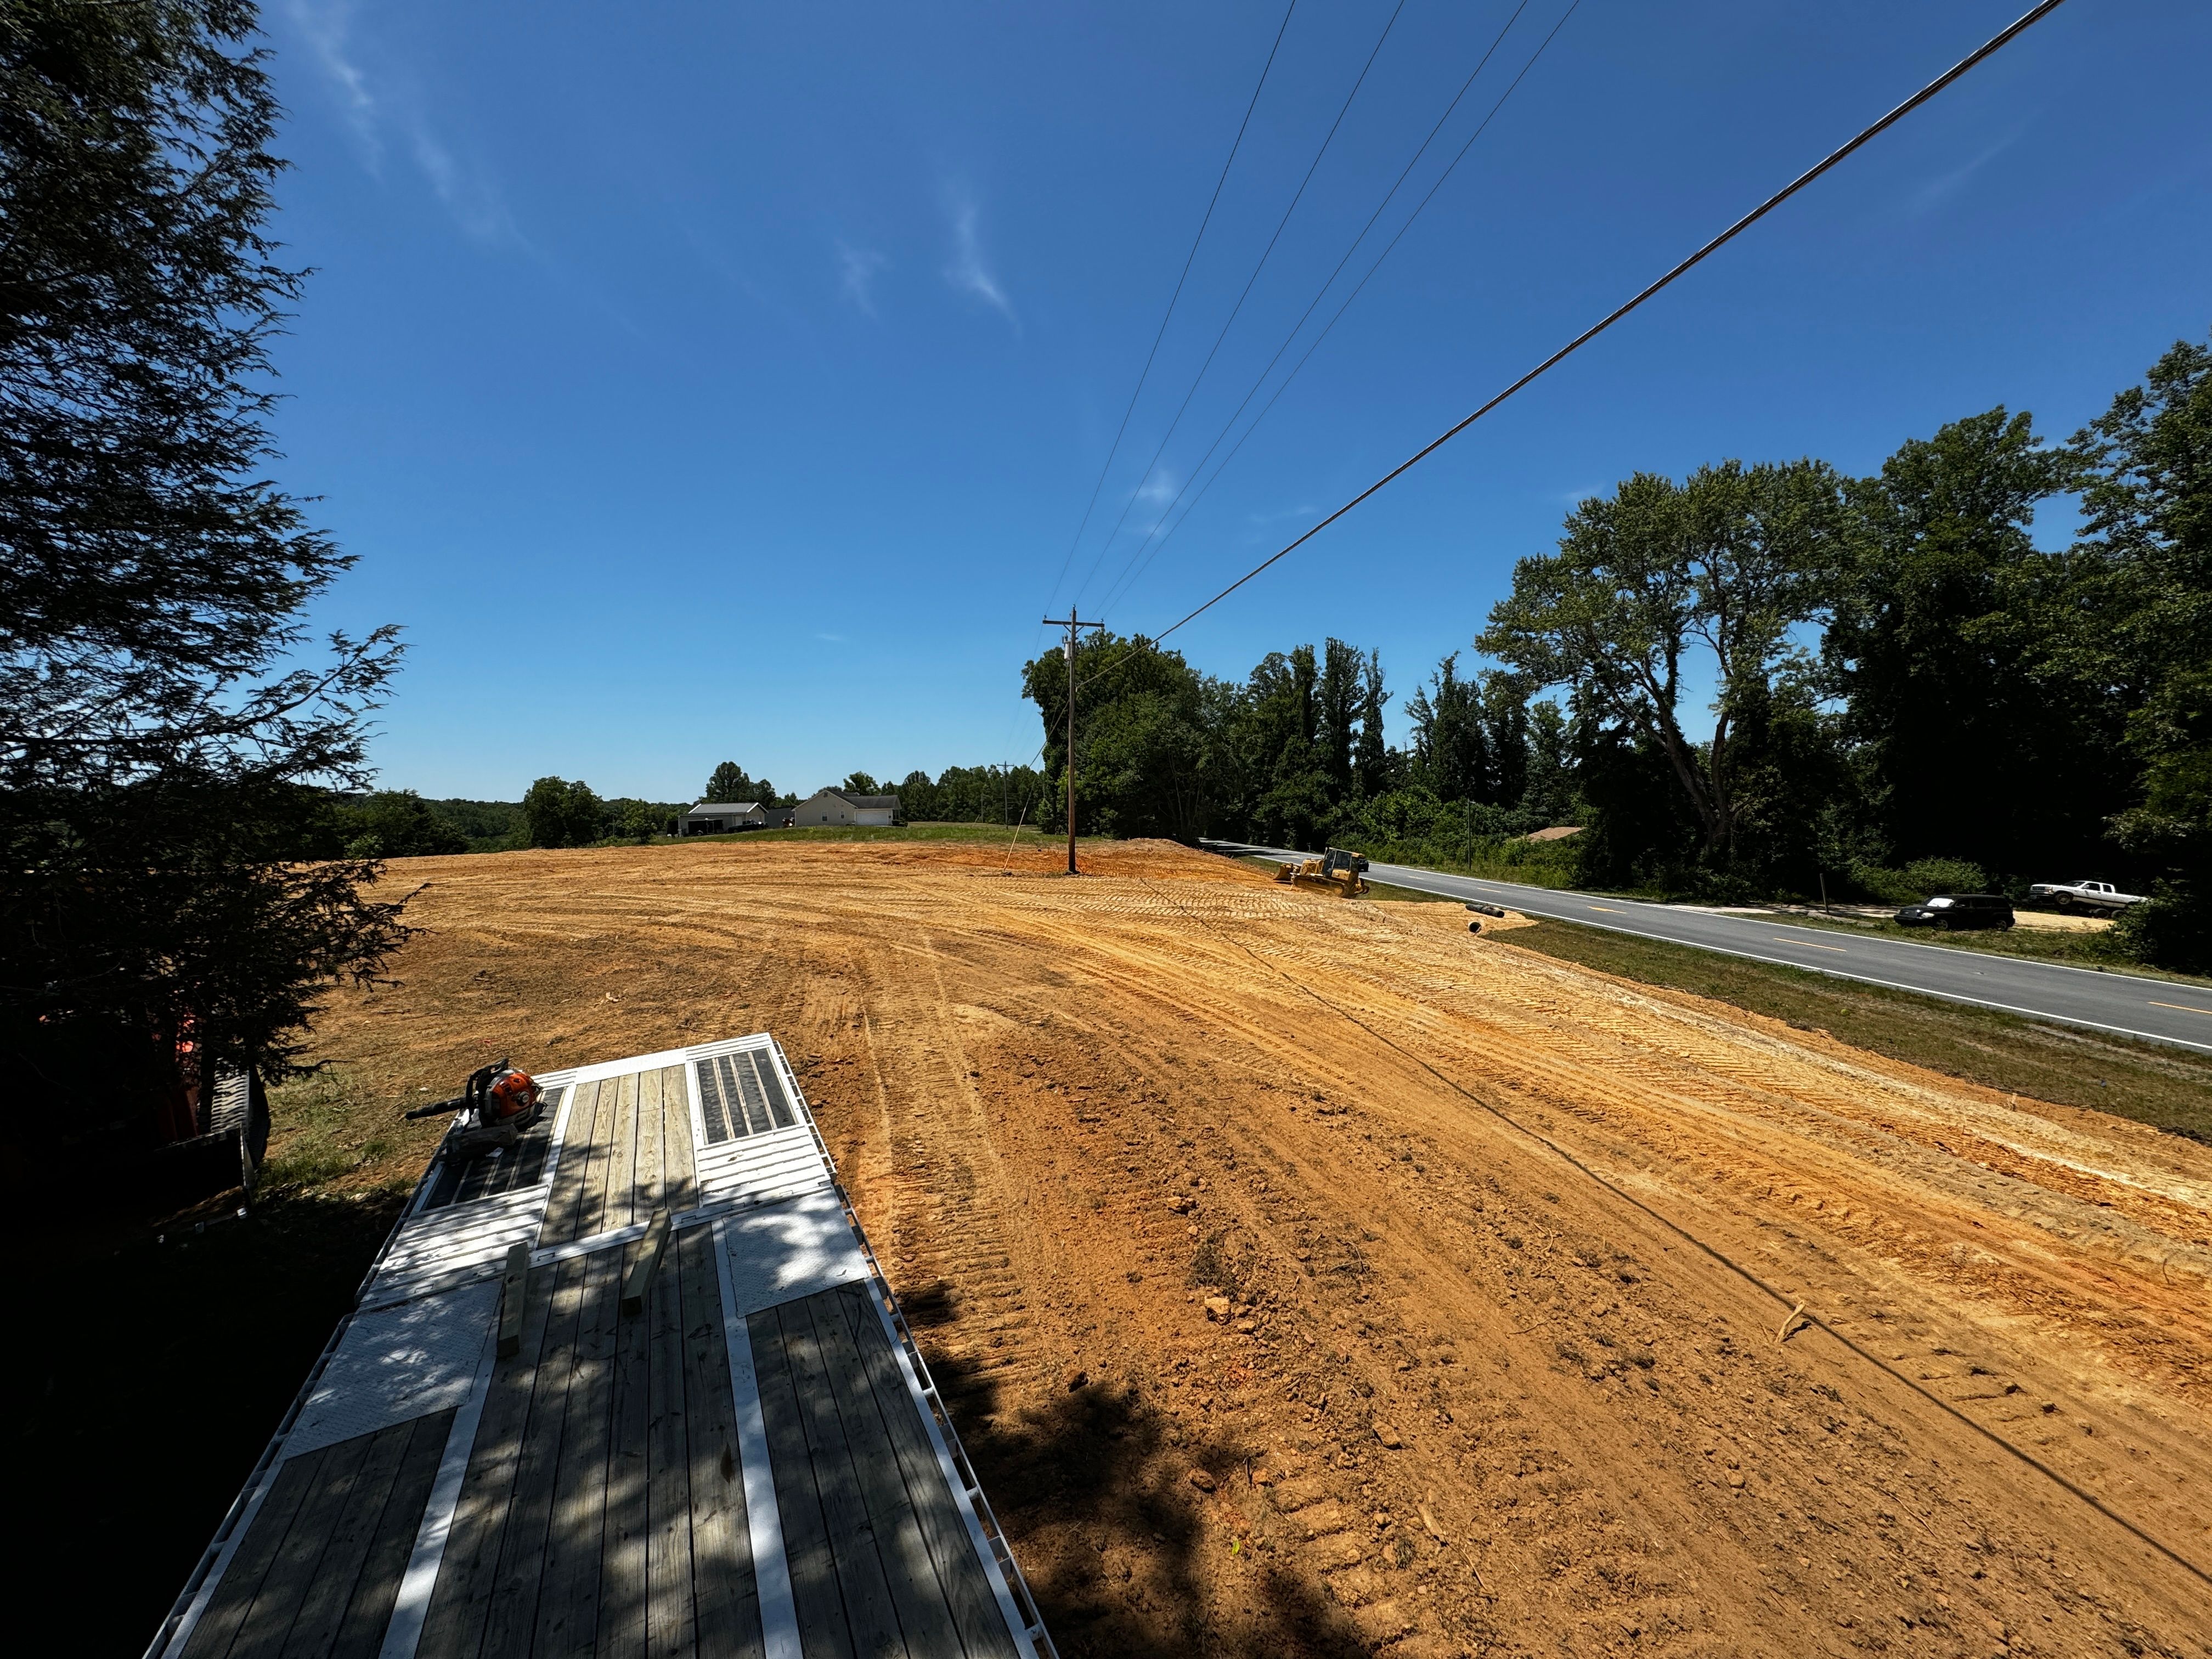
(942, 191), (1017, 329)
(1909, 126), (2025, 215)
(285, 0), (378, 157)
(1135, 468), (1177, 508)
(814, 631), (848, 644)
(283, 0), (518, 247)
(836, 241), (888, 316)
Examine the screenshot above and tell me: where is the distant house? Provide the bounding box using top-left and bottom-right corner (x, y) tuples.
(680, 802), (768, 835)
(791, 788), (899, 827)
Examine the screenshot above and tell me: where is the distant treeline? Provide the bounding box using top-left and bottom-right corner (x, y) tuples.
(1029, 331), (2211, 970)
(331, 757), (1055, 856)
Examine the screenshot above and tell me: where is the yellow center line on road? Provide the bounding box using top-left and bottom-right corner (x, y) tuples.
(2148, 1000), (2212, 1017)
(1589, 905), (1623, 912)
(1776, 938), (1849, 952)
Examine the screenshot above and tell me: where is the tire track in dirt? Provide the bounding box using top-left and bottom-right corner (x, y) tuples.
(301, 840), (2212, 1658)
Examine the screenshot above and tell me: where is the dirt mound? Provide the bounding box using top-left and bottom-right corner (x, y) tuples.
(296, 838), (2212, 1657)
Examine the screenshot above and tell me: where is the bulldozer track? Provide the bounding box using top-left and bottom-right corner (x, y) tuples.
(304, 839), (2212, 1658)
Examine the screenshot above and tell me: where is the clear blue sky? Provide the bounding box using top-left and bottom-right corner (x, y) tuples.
(263, 1), (2211, 804)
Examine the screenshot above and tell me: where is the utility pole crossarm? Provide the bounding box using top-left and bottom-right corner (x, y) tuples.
(1043, 610), (1103, 874)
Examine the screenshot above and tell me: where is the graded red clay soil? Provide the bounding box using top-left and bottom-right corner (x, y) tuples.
(300, 838), (2212, 1658)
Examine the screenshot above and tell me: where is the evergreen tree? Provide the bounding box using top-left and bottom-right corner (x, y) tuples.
(1354, 649), (1392, 797)
(1, 0), (409, 1118)
(1318, 638), (1363, 797)
(1404, 654), (1489, 802)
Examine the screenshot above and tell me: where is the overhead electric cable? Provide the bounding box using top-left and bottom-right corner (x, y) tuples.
(1041, 0), (1298, 617)
(1144, 0), (2073, 647)
(1096, 0), (1560, 619)
(1070, 0), (1409, 606)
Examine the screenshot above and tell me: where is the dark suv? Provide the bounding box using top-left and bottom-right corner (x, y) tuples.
(1894, 893), (2015, 931)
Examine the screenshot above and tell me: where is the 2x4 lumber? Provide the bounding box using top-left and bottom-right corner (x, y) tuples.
(498, 1242), (531, 1358)
(416, 1263), (561, 1659)
(676, 1228), (765, 1659)
(620, 1211), (671, 1319)
(833, 1284), (1020, 1656)
(801, 1291), (968, 1656)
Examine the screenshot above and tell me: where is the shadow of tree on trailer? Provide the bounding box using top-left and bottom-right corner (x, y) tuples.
(3, 1188), (413, 1659)
(903, 1293), (1379, 1659)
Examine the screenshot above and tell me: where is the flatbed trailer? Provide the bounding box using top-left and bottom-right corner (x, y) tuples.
(148, 1034), (1053, 1659)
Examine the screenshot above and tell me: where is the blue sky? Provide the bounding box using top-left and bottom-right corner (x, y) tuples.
(262, 1), (2212, 804)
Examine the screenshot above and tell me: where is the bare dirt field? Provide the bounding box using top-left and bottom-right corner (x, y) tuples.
(300, 838), (2212, 1658)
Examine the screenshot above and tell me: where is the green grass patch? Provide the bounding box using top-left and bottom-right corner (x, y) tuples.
(1502, 919), (2212, 1142)
(261, 1067), (405, 1195)
(1363, 878), (1459, 904)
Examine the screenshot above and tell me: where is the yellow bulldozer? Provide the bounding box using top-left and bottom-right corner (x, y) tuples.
(1274, 847), (1370, 896)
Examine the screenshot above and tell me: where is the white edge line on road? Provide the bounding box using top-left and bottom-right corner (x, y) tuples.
(1353, 867), (2212, 1057)
(1211, 845), (2212, 1047)
(1431, 873), (2204, 995)
(1502, 911), (2212, 1056)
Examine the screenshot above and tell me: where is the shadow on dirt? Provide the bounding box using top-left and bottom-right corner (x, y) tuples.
(3, 1187), (410, 1658)
(921, 1331), (1378, 1659)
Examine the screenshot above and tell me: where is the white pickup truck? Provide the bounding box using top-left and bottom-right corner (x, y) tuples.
(2026, 878), (2146, 913)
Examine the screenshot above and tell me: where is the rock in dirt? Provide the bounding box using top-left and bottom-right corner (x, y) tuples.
(1063, 1368), (1088, 1392)
(1188, 1469), (1217, 1492)
(1203, 1295), (1232, 1322)
(1373, 1421), (1403, 1449)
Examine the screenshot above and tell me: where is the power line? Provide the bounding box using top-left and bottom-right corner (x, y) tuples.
(1096, 0), (1565, 620)
(1040, 0), (1298, 619)
(1143, 0), (2072, 648)
(1070, 0), (1410, 608)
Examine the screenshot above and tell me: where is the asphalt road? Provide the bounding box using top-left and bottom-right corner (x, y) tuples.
(1203, 842), (2212, 1055)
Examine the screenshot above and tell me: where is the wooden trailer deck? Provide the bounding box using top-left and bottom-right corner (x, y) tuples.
(149, 1037), (1052, 1659)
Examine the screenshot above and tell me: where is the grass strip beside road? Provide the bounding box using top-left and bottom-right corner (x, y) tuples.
(1502, 919), (2212, 1143)
(1760, 907), (2212, 989)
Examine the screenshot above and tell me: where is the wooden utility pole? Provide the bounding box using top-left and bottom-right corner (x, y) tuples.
(1043, 609), (1101, 874)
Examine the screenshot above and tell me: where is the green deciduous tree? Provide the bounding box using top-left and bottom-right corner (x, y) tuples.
(702, 760), (754, 803)
(1825, 409), (2119, 876)
(2075, 335), (2212, 968)
(521, 776), (603, 847)
(1024, 633), (1225, 839)
(337, 790), (468, 859)
(1481, 460), (1847, 866)
(1, 0), (410, 1120)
